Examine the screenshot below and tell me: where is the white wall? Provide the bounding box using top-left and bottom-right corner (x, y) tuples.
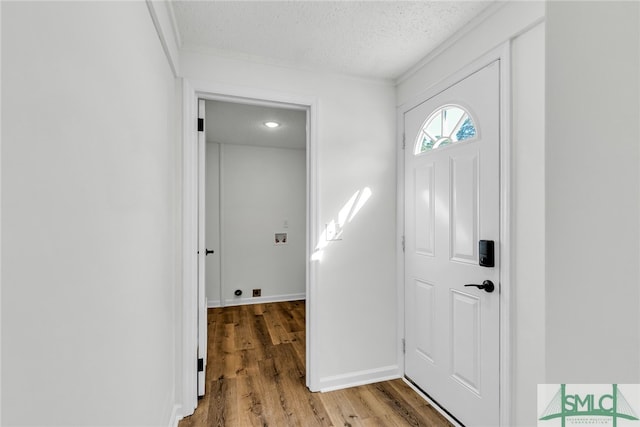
(545, 1), (640, 383)
(1, 2), (180, 425)
(204, 141), (306, 307)
(220, 144), (306, 304)
(396, 2), (545, 426)
(181, 52), (398, 388)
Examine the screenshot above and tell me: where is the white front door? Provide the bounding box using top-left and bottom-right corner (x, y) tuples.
(197, 99), (208, 397)
(404, 61), (500, 427)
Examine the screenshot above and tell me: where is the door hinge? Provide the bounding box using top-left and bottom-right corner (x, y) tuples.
(402, 338), (406, 354)
(402, 133), (406, 150)
(401, 235), (405, 252)
(197, 358), (204, 372)
(197, 118), (204, 132)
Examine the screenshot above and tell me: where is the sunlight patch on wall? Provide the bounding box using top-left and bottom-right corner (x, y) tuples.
(311, 187), (372, 262)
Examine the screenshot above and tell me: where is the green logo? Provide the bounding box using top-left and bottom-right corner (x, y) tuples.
(539, 384), (639, 426)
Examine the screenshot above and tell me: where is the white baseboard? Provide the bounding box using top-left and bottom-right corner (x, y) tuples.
(207, 299), (222, 308)
(167, 404), (182, 427)
(318, 365), (401, 392)
(207, 293), (305, 308)
(223, 292), (305, 307)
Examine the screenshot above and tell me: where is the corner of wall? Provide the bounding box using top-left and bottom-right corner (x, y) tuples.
(146, 0), (181, 77)
(168, 404), (182, 427)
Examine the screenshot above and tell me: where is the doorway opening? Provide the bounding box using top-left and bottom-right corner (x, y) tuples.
(397, 44), (512, 427)
(181, 82), (318, 415)
(203, 99), (307, 309)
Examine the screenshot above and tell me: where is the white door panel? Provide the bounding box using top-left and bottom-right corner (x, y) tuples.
(404, 62), (500, 427)
(414, 164), (435, 256)
(450, 150), (478, 263)
(450, 289), (481, 393)
(414, 279), (436, 363)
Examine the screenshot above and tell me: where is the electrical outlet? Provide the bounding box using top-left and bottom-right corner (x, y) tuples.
(252, 289), (261, 297)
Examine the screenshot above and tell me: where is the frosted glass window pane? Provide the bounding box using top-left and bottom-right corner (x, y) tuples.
(442, 108), (465, 136)
(425, 114), (442, 139)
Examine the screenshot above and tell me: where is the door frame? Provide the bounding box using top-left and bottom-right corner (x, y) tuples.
(396, 43), (512, 426)
(180, 78), (320, 415)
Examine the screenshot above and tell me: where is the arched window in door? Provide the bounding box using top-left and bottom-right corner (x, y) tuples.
(414, 105), (477, 154)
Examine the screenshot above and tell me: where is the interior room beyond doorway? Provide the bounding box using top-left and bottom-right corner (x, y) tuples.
(204, 100), (307, 308)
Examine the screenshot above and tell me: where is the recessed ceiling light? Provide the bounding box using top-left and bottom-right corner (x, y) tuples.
(264, 121), (280, 128)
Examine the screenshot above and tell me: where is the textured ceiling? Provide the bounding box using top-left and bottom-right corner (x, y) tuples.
(171, 1), (495, 80)
(205, 100), (307, 149)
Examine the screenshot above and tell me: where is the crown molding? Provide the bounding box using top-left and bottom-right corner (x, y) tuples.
(146, 0), (181, 77)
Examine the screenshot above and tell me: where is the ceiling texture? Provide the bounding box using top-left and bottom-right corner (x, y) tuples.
(170, 1), (495, 81)
(174, 1), (495, 149)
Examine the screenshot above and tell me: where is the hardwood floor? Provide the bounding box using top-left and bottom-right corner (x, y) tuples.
(179, 301), (452, 427)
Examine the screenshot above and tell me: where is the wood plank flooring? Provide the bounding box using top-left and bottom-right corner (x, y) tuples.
(179, 301), (452, 427)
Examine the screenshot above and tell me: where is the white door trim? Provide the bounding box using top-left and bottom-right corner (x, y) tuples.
(180, 79), (320, 417)
(196, 99), (207, 397)
(396, 43), (512, 426)
(181, 78), (198, 416)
